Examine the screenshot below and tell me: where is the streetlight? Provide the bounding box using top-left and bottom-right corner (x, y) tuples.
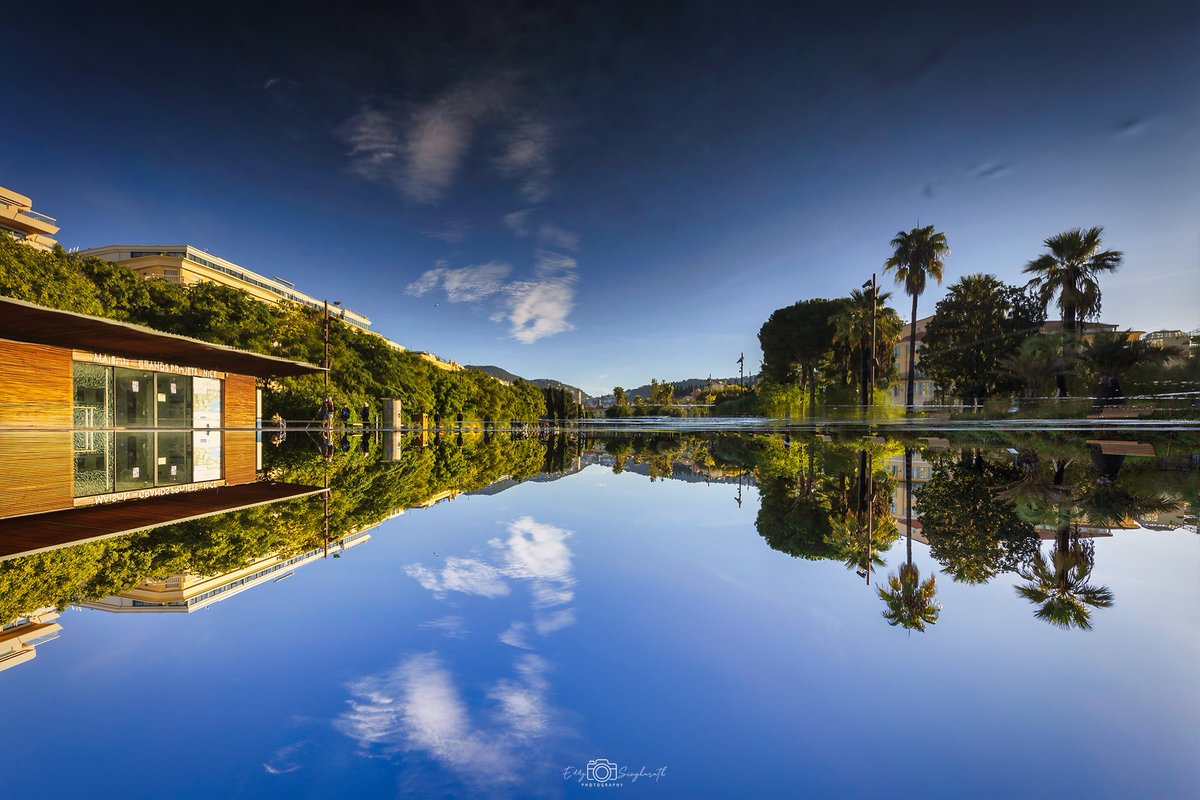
(861, 275), (877, 409)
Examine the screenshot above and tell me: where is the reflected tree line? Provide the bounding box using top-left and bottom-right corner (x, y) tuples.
(0, 429), (583, 625)
(1, 428), (1194, 634)
(592, 430), (1198, 633)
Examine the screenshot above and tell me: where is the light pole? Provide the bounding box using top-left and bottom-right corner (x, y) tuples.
(737, 353), (745, 388)
(861, 275), (877, 409)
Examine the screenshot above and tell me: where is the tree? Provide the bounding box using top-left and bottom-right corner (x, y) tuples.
(919, 275), (1045, 404)
(878, 562), (940, 632)
(1022, 227), (1122, 396)
(999, 334), (1073, 403)
(915, 453), (1040, 584)
(1081, 331), (1183, 405)
(758, 297), (846, 406)
(829, 289), (903, 399)
(885, 225), (950, 410)
(1014, 534), (1113, 630)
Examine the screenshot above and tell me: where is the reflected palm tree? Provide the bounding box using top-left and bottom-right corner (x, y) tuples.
(879, 562), (940, 632)
(1014, 530), (1113, 630)
(877, 449), (940, 631)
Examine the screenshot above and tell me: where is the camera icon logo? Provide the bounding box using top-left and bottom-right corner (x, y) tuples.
(586, 758), (619, 784)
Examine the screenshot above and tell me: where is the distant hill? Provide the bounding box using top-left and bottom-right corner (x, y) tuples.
(467, 365), (594, 402)
(624, 375), (758, 400)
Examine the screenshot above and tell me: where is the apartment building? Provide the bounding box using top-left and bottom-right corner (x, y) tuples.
(0, 185), (59, 250)
(77, 244), (372, 330)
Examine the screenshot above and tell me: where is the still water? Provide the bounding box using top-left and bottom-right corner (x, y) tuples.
(1, 426), (1197, 798)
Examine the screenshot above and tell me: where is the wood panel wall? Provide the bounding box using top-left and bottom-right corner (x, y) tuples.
(224, 430), (258, 485)
(0, 339), (72, 429)
(0, 431), (73, 518)
(224, 374), (257, 428)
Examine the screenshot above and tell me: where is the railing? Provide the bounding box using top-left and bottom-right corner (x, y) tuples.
(20, 209), (56, 224)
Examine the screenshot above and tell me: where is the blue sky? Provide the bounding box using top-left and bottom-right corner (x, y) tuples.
(3, 1), (1198, 395)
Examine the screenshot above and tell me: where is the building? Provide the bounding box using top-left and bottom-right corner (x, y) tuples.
(0, 609), (62, 673)
(78, 529), (372, 613)
(888, 316), (937, 405)
(77, 244), (372, 330)
(1142, 329), (1189, 351)
(0, 295), (326, 560)
(0, 185), (59, 251)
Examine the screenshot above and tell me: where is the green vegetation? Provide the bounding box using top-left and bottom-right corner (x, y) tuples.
(0, 237), (548, 422)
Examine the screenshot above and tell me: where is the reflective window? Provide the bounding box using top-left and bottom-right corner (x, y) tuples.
(155, 373), (192, 427)
(114, 432), (154, 492)
(114, 368), (154, 427)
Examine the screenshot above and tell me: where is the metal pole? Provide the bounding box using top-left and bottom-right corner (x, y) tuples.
(867, 449), (873, 585)
(870, 273), (877, 408)
(323, 300), (330, 391)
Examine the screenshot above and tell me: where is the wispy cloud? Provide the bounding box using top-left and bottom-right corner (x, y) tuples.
(503, 209), (535, 237)
(404, 557), (511, 599)
(505, 275), (577, 344)
(495, 119), (554, 202)
(406, 262), (513, 303)
(262, 740), (310, 775)
(420, 615), (469, 639)
(335, 653), (557, 787)
(537, 224), (580, 251)
(338, 78), (512, 204)
(423, 219), (471, 244)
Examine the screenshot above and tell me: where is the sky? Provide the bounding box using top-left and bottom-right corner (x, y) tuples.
(3, 1), (1198, 395)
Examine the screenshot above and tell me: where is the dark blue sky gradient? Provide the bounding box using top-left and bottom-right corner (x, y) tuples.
(4, 1), (1198, 393)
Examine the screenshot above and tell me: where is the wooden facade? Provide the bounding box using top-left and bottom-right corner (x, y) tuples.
(0, 338), (72, 429)
(0, 431), (73, 517)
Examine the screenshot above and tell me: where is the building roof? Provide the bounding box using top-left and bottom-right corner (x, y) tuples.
(0, 295), (326, 378)
(0, 481), (326, 561)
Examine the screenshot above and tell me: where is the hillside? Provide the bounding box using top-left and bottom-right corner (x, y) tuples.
(467, 365), (594, 401)
(623, 375), (758, 400)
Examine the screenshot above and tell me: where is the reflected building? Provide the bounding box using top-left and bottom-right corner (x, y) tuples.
(886, 449), (933, 544)
(0, 296), (326, 560)
(78, 530), (371, 614)
(0, 609), (62, 673)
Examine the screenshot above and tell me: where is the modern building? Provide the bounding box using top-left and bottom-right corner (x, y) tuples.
(1142, 329), (1189, 351)
(0, 295), (326, 559)
(0, 185), (59, 250)
(76, 244), (372, 330)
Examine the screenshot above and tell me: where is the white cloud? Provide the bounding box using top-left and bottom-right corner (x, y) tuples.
(420, 615), (469, 639)
(405, 262), (512, 303)
(537, 224), (580, 251)
(505, 278), (577, 344)
(262, 741), (309, 775)
(533, 608), (577, 635)
(335, 653), (556, 787)
(503, 209), (535, 237)
(499, 621), (532, 649)
(495, 119), (554, 202)
(404, 557), (510, 599)
(338, 78), (511, 204)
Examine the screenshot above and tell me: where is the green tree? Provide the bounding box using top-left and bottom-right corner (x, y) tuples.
(878, 562), (940, 632)
(1022, 227), (1122, 396)
(758, 297), (846, 408)
(919, 275), (1045, 404)
(1081, 331), (1184, 405)
(1014, 534), (1113, 630)
(884, 225), (950, 410)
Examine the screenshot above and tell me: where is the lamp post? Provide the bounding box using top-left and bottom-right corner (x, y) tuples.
(860, 275), (877, 409)
(737, 352), (745, 388)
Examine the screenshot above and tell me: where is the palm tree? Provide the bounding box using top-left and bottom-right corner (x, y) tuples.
(1014, 531), (1113, 630)
(885, 225), (950, 411)
(877, 448), (941, 631)
(830, 289), (899, 399)
(1081, 331), (1183, 405)
(999, 335), (1073, 405)
(879, 562), (941, 632)
(1022, 227), (1123, 396)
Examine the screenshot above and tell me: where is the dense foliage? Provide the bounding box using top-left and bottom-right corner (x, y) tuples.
(0, 237), (548, 421)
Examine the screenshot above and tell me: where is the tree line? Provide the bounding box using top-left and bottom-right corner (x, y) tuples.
(753, 225), (1193, 411)
(0, 237), (550, 421)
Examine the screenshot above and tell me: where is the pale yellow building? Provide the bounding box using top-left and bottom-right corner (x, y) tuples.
(0, 609), (62, 673)
(77, 244), (372, 330)
(77, 530), (371, 613)
(0, 185), (59, 250)
(887, 316), (937, 405)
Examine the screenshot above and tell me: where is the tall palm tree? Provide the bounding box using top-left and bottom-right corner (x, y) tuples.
(1022, 227), (1123, 396)
(885, 225), (949, 411)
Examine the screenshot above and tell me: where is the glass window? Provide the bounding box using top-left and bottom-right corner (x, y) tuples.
(114, 368), (153, 427)
(114, 432), (154, 491)
(73, 362), (112, 428)
(155, 373), (192, 427)
(156, 431), (193, 485)
(74, 430), (113, 496)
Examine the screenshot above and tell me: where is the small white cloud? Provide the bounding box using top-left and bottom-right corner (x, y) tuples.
(503, 209), (535, 237)
(404, 557), (510, 599)
(420, 615), (469, 639)
(336, 653), (559, 788)
(505, 278), (577, 344)
(262, 740), (310, 775)
(498, 621), (532, 649)
(537, 224), (579, 251)
(424, 220), (470, 244)
(533, 608), (577, 636)
(495, 119), (553, 202)
(406, 262), (513, 303)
